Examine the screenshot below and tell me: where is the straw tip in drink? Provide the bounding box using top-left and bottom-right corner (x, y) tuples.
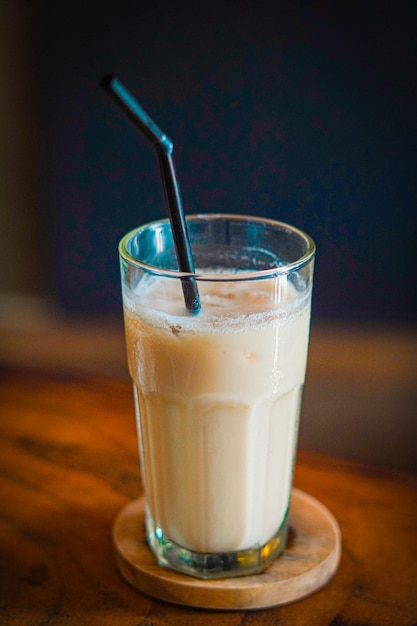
(190, 295), (201, 315)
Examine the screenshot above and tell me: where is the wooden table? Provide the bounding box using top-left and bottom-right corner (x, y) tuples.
(1, 366), (416, 625)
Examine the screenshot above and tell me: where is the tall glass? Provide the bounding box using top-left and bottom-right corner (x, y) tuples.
(119, 214), (315, 579)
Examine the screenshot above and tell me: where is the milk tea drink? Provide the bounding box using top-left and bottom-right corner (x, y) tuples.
(119, 215), (315, 579)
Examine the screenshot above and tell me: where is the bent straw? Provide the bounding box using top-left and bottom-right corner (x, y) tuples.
(100, 75), (201, 314)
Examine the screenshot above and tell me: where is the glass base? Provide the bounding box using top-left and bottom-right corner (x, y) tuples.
(145, 510), (288, 580)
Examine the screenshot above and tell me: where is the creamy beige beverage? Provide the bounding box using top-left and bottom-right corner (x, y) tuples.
(123, 274), (311, 554)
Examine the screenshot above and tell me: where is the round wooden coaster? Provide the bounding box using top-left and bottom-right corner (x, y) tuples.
(112, 488), (341, 611)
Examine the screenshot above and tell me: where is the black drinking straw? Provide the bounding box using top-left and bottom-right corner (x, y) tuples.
(100, 75), (201, 314)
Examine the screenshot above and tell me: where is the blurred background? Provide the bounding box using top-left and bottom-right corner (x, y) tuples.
(1, 0), (416, 470)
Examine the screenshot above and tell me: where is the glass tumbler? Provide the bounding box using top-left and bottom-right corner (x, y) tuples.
(119, 214), (315, 579)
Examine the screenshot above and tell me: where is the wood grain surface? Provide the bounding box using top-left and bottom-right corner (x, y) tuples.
(0, 367), (416, 625)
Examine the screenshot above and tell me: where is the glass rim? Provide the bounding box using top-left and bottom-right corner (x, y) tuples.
(119, 213), (316, 281)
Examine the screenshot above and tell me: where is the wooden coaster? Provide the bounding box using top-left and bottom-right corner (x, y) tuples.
(112, 488), (341, 610)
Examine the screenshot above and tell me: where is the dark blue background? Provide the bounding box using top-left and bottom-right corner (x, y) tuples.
(39, 1), (416, 322)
